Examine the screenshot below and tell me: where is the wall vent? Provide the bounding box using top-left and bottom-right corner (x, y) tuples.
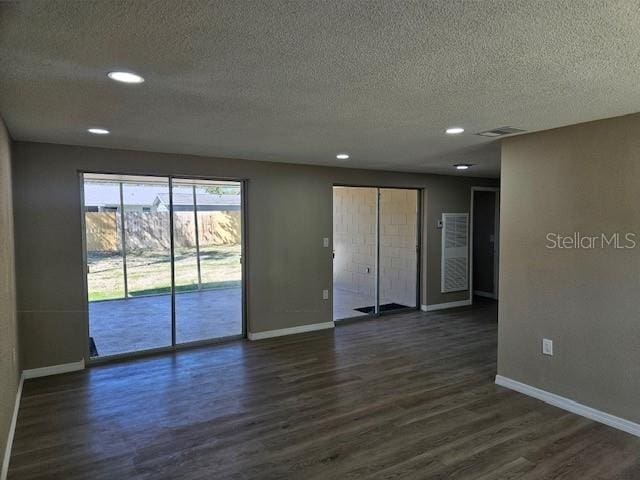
(441, 213), (469, 293)
(476, 126), (525, 137)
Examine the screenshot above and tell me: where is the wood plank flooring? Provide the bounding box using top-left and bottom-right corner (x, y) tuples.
(8, 300), (640, 479)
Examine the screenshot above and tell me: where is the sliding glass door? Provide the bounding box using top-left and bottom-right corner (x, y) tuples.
(172, 179), (243, 344)
(332, 187), (378, 320)
(379, 188), (418, 311)
(83, 173), (244, 360)
(332, 186), (419, 320)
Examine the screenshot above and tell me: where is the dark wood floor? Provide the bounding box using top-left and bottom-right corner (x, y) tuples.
(9, 300), (640, 479)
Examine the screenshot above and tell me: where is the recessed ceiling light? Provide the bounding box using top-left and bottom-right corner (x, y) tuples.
(454, 164), (472, 170)
(107, 71), (145, 84)
(87, 128), (110, 135)
(446, 127), (464, 135)
(336, 153), (350, 160)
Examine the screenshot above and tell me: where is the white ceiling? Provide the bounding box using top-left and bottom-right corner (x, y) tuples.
(1, 1), (640, 178)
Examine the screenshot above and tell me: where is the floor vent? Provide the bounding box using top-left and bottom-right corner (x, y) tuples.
(476, 126), (525, 137)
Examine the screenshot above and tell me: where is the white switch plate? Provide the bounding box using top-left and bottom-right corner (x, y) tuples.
(542, 338), (553, 356)
(322, 289), (329, 300)
(323, 237), (329, 248)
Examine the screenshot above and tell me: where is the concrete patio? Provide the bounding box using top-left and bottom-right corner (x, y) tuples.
(91, 285), (413, 357)
(89, 287), (242, 357)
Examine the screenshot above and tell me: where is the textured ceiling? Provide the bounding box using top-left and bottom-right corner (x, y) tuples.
(2, 1), (640, 177)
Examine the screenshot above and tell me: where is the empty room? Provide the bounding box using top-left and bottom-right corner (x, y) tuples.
(1, 1), (639, 479)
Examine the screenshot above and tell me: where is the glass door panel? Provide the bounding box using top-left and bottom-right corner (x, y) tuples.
(379, 188), (418, 311)
(85, 174), (172, 358)
(84, 180), (125, 302)
(171, 184), (200, 293)
(173, 178), (243, 343)
(332, 186), (378, 320)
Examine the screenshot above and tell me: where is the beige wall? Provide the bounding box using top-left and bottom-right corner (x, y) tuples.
(12, 141), (497, 369)
(498, 113), (640, 424)
(0, 118), (19, 470)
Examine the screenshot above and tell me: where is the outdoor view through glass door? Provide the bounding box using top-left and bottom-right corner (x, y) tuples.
(172, 179), (243, 344)
(83, 173), (243, 359)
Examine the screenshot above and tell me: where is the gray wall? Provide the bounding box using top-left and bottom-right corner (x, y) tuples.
(0, 118), (19, 470)
(498, 112), (640, 424)
(12, 141), (497, 370)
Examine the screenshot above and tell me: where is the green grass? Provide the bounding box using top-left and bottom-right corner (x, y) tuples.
(87, 244), (241, 302)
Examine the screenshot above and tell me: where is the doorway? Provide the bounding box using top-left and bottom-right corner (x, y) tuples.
(471, 187), (500, 301)
(332, 186), (420, 320)
(82, 173), (244, 360)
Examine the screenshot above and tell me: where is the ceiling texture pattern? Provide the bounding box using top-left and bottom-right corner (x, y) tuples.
(1, 0), (640, 177)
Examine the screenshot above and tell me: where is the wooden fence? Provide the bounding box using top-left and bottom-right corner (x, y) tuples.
(85, 211), (241, 253)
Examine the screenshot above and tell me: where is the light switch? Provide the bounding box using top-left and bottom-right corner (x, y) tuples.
(542, 338), (553, 356)
(323, 237), (330, 248)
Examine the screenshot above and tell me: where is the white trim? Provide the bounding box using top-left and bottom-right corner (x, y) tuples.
(22, 359), (85, 380)
(2, 359), (87, 478)
(470, 186), (500, 305)
(420, 299), (472, 312)
(474, 290), (497, 300)
(1, 374), (23, 480)
(495, 375), (640, 438)
(248, 322), (335, 340)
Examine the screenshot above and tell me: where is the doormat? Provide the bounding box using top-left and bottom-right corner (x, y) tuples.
(89, 337), (99, 357)
(355, 303), (409, 314)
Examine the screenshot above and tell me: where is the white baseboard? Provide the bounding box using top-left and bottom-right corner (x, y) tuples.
(474, 290), (497, 299)
(22, 359), (85, 380)
(421, 298), (472, 312)
(495, 375), (640, 438)
(248, 321), (335, 340)
(2, 359), (86, 479)
(1, 374), (23, 480)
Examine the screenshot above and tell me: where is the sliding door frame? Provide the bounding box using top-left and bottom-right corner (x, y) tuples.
(332, 184), (423, 321)
(79, 170), (248, 365)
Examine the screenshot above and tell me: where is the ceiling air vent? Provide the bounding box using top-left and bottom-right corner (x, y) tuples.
(476, 126), (525, 137)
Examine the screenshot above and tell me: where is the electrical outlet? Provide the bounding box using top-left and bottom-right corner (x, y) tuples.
(323, 237), (329, 248)
(542, 338), (553, 356)
(322, 289), (329, 300)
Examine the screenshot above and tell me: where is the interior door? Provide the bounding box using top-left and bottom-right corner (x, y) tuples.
(472, 190), (496, 296)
